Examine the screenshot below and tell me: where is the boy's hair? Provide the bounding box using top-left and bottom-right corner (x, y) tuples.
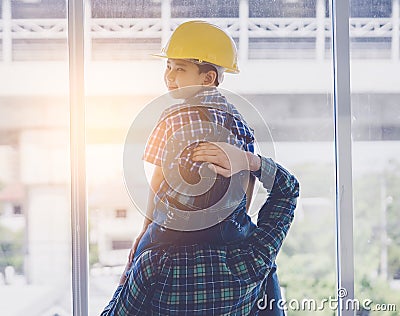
(196, 63), (220, 86)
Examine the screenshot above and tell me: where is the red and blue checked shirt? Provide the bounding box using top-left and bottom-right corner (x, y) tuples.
(143, 88), (255, 168)
(101, 157), (299, 315)
(142, 87), (255, 214)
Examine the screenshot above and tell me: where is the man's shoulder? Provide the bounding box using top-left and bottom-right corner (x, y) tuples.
(144, 243), (251, 261)
(145, 244), (228, 259)
(140, 242), (269, 276)
(133, 248), (166, 277)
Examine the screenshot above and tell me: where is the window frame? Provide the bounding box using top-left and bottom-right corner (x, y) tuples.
(68, 0), (89, 315)
(331, 0), (355, 314)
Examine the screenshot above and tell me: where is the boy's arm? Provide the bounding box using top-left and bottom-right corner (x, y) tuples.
(143, 165), (164, 227)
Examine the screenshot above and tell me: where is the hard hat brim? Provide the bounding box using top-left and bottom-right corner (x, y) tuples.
(150, 53), (240, 74)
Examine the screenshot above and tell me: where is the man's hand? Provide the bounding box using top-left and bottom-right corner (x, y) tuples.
(192, 142), (261, 177)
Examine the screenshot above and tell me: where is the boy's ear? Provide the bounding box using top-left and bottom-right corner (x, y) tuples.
(203, 70), (218, 86)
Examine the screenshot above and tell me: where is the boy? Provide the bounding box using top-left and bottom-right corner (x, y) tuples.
(129, 20), (257, 264)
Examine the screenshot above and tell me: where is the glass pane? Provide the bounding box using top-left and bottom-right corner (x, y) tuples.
(171, 0), (239, 18)
(87, 1), (162, 313)
(90, 1), (161, 60)
(87, 0), (336, 315)
(351, 0), (400, 314)
(248, 0), (331, 60)
(250, 0), (318, 17)
(0, 0), (71, 315)
(350, 0), (393, 59)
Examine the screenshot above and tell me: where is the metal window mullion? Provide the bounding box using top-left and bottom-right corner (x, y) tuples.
(331, 1), (355, 315)
(161, 0), (171, 47)
(392, 0), (400, 61)
(316, 0), (326, 61)
(84, 0), (92, 62)
(239, 0), (249, 63)
(2, 0), (12, 63)
(68, 0), (88, 316)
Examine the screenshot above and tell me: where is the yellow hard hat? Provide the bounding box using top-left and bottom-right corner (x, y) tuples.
(153, 20), (239, 74)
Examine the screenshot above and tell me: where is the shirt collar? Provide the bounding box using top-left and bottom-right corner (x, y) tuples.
(186, 86), (220, 101)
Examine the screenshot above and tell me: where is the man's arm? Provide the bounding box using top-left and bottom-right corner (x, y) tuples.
(251, 155), (299, 266)
(100, 252), (159, 316)
(193, 142), (299, 267)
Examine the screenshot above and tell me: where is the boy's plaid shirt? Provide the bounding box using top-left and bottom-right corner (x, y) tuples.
(143, 88), (255, 167)
(101, 157), (300, 315)
(142, 87), (255, 213)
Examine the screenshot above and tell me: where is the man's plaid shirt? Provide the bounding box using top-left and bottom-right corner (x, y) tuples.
(101, 157), (299, 315)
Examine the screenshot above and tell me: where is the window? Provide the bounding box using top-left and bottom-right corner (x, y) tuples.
(115, 209), (127, 218)
(85, 0), (336, 314)
(0, 0), (71, 315)
(111, 240), (131, 250)
(350, 0), (400, 312)
(1, 0), (398, 315)
(13, 205), (22, 215)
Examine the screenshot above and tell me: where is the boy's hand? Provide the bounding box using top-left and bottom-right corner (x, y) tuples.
(192, 142), (260, 177)
(119, 258), (132, 285)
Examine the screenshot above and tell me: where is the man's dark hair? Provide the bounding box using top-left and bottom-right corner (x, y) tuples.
(196, 63), (220, 86)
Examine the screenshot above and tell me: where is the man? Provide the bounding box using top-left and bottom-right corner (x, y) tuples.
(101, 142), (299, 315)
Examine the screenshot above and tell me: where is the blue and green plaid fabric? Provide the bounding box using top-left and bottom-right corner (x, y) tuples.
(101, 157), (299, 316)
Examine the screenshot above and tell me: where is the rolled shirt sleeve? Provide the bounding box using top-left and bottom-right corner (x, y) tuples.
(250, 156), (300, 268)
